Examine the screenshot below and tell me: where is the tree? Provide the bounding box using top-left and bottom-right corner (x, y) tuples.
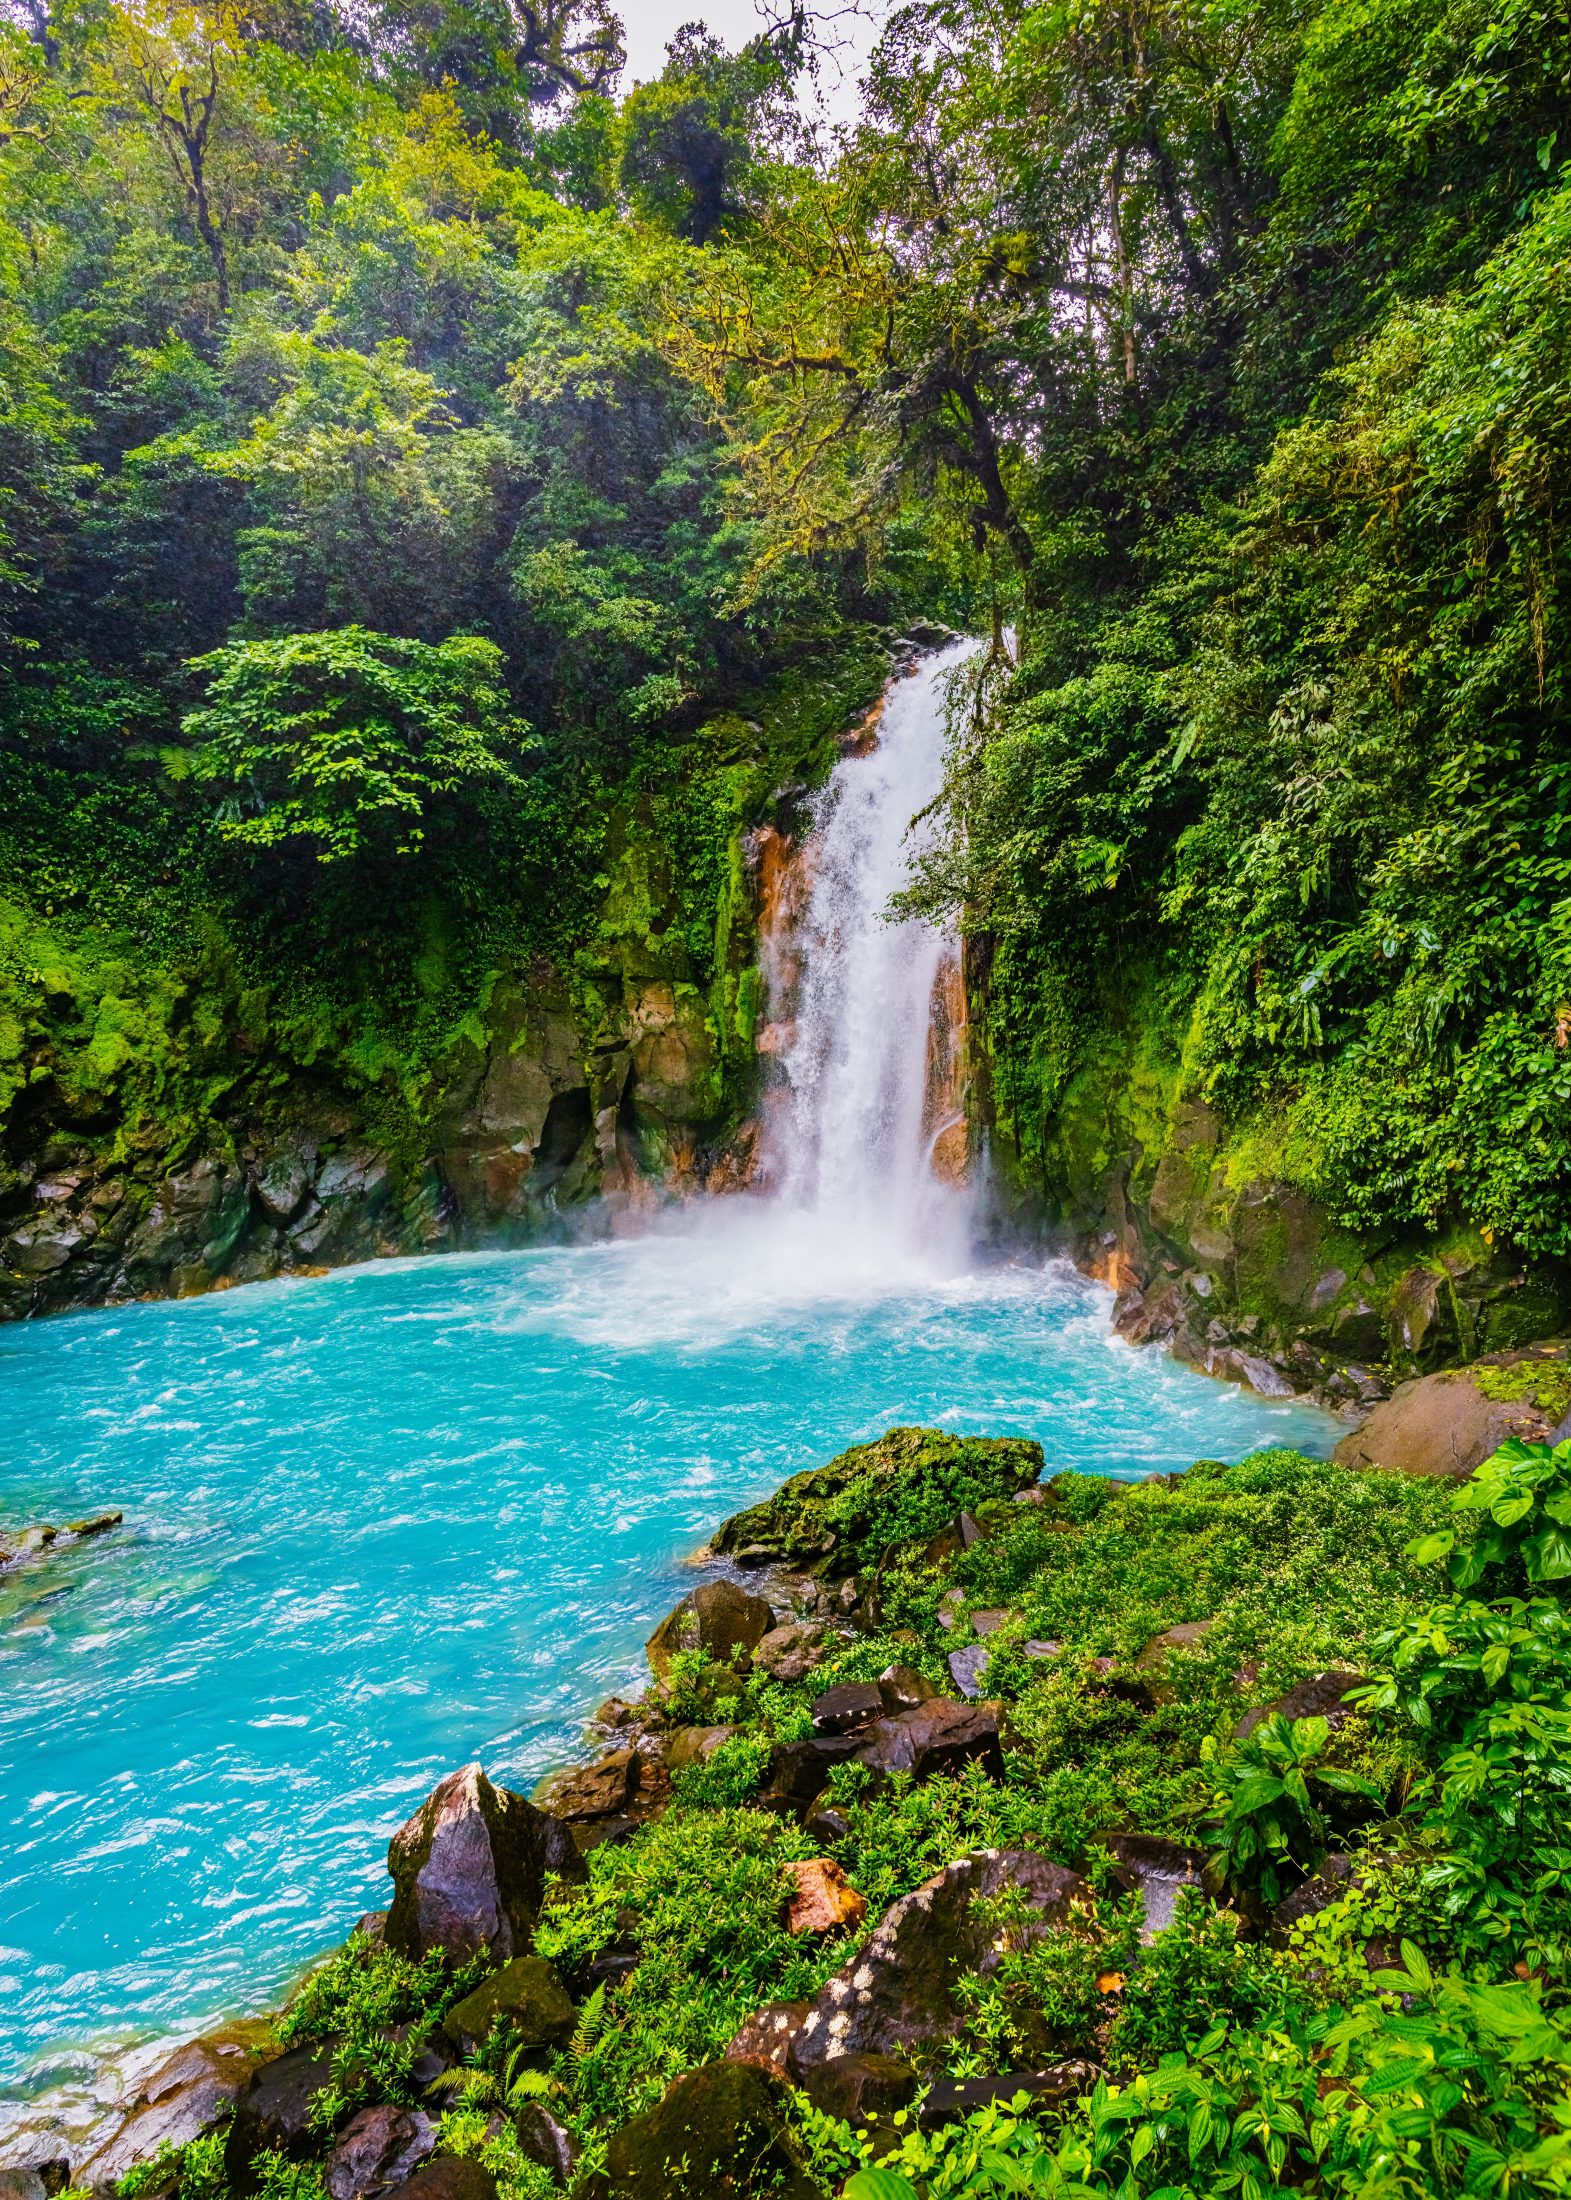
(182, 625), (529, 861)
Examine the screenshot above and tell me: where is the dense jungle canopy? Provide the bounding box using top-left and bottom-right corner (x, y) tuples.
(1, 0), (1569, 1253)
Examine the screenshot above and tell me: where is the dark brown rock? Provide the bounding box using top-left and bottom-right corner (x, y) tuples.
(810, 1682), (883, 1735)
(1235, 1671), (1365, 1742)
(877, 1664), (937, 1712)
(752, 1622), (830, 1683)
(515, 2102), (577, 2186)
(225, 2047), (337, 2186)
(916, 2065), (1099, 2129)
(386, 1763), (581, 1965)
(583, 2061), (820, 2199)
(799, 2053), (917, 2124)
(645, 1579), (775, 1679)
(855, 1699), (1003, 1783)
(760, 1733), (862, 1812)
(324, 2107), (437, 2200)
(382, 2161), (497, 2200)
(785, 1849), (1087, 2071)
(441, 1956), (575, 2057)
(536, 1749), (642, 1821)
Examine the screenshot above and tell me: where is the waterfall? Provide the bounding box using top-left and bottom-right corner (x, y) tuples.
(758, 637), (979, 1270)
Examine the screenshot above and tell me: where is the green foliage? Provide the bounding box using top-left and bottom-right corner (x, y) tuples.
(278, 1930), (485, 2128)
(115, 2127), (227, 2200)
(1412, 1439), (1571, 1591)
(531, 1805), (842, 2120)
(668, 1728), (774, 1808)
(1200, 1712), (1382, 1908)
(183, 628), (528, 865)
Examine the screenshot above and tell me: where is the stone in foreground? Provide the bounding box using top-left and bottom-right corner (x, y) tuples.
(441, 1956), (575, 2057)
(582, 2061), (821, 2199)
(382, 2162), (497, 2200)
(386, 1763), (581, 1964)
(783, 1858), (866, 1935)
(744, 1849), (1087, 2075)
(76, 2026), (272, 2195)
(855, 1697), (1004, 1782)
(225, 2046), (337, 2187)
(324, 2107), (437, 2200)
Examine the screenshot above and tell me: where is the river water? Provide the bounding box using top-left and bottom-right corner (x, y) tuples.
(0, 642), (1336, 2090)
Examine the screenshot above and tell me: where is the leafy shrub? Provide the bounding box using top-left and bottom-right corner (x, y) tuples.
(184, 627), (529, 864)
(1201, 1711), (1382, 1908)
(1411, 1439), (1571, 1592)
(115, 2129), (227, 2200)
(532, 1806), (841, 2120)
(278, 1930), (485, 2129)
(1105, 1892), (1303, 2073)
(669, 1729), (774, 1807)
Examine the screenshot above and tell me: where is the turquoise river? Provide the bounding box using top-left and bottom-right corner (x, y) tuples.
(0, 1215), (1335, 2087)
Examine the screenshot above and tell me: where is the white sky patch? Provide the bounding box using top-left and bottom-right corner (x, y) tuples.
(618, 1), (883, 123)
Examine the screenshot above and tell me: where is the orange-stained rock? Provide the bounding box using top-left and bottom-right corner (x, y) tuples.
(784, 1858), (866, 1936)
(929, 1117), (968, 1188)
(706, 1118), (762, 1197)
(1087, 1246), (1144, 1294)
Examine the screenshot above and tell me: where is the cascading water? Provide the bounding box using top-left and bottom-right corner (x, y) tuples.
(0, 636), (1337, 2111)
(760, 638), (979, 1268)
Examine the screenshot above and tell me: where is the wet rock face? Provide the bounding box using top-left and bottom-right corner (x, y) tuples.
(385, 1763), (582, 1965)
(323, 2107), (437, 2200)
(583, 2061), (821, 2200)
(535, 1749), (643, 1822)
(75, 2030), (270, 2196)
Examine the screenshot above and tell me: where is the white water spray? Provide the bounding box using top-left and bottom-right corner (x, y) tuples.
(762, 637), (980, 1270)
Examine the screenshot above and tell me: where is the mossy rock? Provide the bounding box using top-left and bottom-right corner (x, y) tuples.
(710, 1426), (1044, 1578)
(441, 1955), (575, 2057)
(582, 2061), (824, 2199)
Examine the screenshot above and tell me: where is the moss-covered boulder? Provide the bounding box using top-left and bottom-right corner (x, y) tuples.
(583, 2061), (824, 2199)
(710, 1426), (1044, 1578)
(1334, 1345), (1571, 1476)
(441, 1955), (575, 2058)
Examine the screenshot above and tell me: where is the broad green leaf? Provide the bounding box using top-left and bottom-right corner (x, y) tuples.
(844, 2173), (921, 2200)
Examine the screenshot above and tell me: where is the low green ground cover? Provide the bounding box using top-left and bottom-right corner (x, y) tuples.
(110, 1439), (1571, 2198)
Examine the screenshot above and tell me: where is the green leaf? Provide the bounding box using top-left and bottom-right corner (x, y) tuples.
(1407, 1531), (1455, 1566)
(1526, 1525), (1571, 1581)
(844, 2174), (921, 2200)
(1490, 1495), (1535, 1527)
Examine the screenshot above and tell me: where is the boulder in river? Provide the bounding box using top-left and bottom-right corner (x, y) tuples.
(582, 2061), (820, 2200)
(645, 1579), (775, 1679)
(324, 2107), (437, 2200)
(386, 1763), (581, 1965)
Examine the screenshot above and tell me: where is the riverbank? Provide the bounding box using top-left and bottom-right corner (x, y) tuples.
(13, 1397), (1570, 2199)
